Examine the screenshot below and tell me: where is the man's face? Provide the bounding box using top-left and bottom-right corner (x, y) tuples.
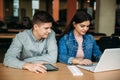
(33, 22), (52, 40)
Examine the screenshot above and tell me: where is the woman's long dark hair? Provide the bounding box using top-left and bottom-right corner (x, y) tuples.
(63, 9), (92, 35)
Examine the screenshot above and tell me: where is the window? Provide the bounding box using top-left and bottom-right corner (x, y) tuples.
(94, 1), (96, 11)
(13, 0), (19, 16)
(32, 0), (39, 15)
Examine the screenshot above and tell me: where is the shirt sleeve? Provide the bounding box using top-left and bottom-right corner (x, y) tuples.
(90, 35), (102, 61)
(58, 36), (74, 64)
(3, 34), (26, 69)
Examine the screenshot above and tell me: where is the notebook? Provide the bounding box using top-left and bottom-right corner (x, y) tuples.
(77, 48), (120, 72)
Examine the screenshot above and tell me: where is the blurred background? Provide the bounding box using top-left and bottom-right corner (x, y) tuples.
(0, 0), (120, 62)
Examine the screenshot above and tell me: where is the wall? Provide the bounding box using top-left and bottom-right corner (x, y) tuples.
(95, 0), (116, 36)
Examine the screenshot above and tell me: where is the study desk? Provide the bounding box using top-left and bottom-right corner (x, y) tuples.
(0, 33), (16, 39)
(8, 29), (24, 33)
(0, 29), (24, 39)
(93, 36), (105, 40)
(0, 63), (120, 80)
(0, 32), (102, 40)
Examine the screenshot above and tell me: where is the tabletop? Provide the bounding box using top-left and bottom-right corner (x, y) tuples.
(0, 63), (120, 80)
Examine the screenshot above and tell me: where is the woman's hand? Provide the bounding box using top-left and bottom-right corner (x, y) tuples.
(72, 58), (93, 65)
(23, 62), (47, 73)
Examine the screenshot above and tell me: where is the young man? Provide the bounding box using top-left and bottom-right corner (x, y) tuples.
(3, 11), (58, 73)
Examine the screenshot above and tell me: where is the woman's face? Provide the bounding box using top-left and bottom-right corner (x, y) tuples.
(73, 20), (90, 36)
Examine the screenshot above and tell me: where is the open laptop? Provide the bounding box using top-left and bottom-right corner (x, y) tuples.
(77, 48), (120, 72)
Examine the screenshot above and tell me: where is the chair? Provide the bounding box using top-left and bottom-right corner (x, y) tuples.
(0, 38), (12, 62)
(97, 36), (120, 52)
(111, 33), (120, 37)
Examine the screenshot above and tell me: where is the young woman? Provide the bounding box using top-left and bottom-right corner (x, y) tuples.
(58, 9), (102, 65)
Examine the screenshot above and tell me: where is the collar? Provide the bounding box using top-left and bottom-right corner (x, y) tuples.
(69, 30), (86, 40)
(30, 29), (44, 42)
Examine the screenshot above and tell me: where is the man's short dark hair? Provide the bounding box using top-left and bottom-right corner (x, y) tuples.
(32, 11), (54, 25)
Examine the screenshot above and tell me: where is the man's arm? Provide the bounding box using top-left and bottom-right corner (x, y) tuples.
(3, 34), (25, 69)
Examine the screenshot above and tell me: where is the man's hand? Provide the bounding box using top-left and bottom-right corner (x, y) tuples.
(23, 62), (47, 73)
